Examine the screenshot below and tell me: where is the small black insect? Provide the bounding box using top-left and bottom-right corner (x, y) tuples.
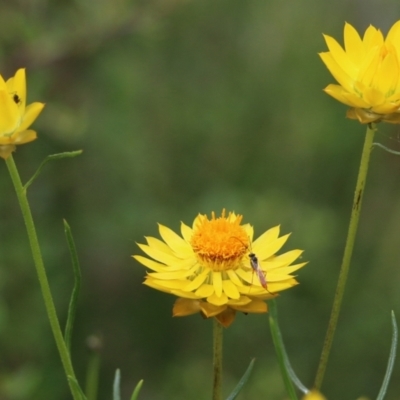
(12, 94), (21, 104)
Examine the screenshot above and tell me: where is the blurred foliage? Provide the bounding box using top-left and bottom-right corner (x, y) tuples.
(1, 0), (400, 399)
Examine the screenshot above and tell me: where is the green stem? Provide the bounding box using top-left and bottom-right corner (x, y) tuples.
(5, 155), (81, 399)
(268, 300), (298, 400)
(314, 123), (376, 389)
(212, 318), (223, 400)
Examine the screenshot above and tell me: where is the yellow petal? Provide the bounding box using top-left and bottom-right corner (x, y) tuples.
(0, 90), (19, 134)
(195, 284), (214, 297)
(266, 249), (304, 270)
(207, 291), (228, 306)
(319, 52), (354, 93)
(324, 33), (357, 79)
(257, 234), (290, 260)
(302, 389), (328, 400)
(212, 271), (222, 297)
(184, 269), (210, 291)
(7, 68), (26, 109)
(12, 130), (37, 144)
(323, 84), (368, 108)
(222, 279), (240, 299)
(226, 269), (245, 286)
(158, 224), (191, 255)
(133, 255), (168, 272)
(180, 222), (193, 242)
(344, 22), (364, 64)
(17, 102), (44, 132)
(227, 296), (252, 306)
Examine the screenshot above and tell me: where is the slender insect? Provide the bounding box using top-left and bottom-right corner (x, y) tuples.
(231, 236), (274, 294)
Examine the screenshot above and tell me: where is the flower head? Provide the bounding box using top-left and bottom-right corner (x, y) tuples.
(319, 21), (400, 123)
(0, 69), (45, 159)
(302, 391), (328, 400)
(133, 210), (306, 327)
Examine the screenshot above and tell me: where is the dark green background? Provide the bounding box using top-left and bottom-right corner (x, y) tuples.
(0, 0), (400, 399)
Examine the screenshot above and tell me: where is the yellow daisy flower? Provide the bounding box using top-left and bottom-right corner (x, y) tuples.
(302, 390), (327, 400)
(0, 68), (45, 159)
(133, 210), (306, 327)
(319, 21), (400, 124)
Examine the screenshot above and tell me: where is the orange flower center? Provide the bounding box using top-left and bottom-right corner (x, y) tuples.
(190, 210), (249, 271)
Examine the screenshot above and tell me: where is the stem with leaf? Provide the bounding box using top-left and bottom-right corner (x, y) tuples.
(314, 123), (376, 389)
(5, 154), (82, 399)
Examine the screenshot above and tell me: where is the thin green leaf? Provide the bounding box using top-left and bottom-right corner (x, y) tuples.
(63, 219), (82, 353)
(268, 300), (298, 400)
(68, 375), (88, 400)
(373, 143), (400, 156)
(85, 341), (101, 400)
(113, 369), (121, 400)
(225, 358), (255, 400)
(376, 311), (398, 400)
(130, 379), (144, 400)
(24, 150), (83, 191)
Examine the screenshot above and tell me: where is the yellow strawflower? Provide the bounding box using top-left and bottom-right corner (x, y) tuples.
(133, 210), (306, 327)
(302, 390), (327, 400)
(0, 68), (44, 159)
(320, 21), (400, 123)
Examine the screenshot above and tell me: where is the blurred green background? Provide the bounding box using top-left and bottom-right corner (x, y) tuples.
(1, 0), (400, 399)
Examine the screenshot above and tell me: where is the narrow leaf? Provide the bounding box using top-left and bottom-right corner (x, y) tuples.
(373, 142), (400, 156)
(24, 150), (83, 191)
(113, 369), (121, 400)
(225, 358), (255, 400)
(268, 299), (299, 400)
(63, 219), (82, 353)
(85, 336), (102, 400)
(68, 375), (88, 400)
(376, 311), (398, 400)
(130, 379), (144, 400)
